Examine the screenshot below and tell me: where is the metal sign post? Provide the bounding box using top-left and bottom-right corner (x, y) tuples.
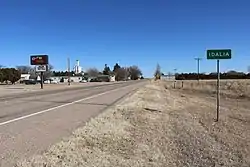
(207, 49), (231, 122)
(41, 72), (44, 89)
(36, 65), (47, 89)
(30, 55), (49, 89)
(216, 60), (220, 121)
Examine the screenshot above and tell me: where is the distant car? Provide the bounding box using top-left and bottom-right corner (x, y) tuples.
(89, 78), (101, 82)
(50, 80), (59, 84)
(24, 79), (37, 85)
(44, 80), (50, 84)
(80, 80), (87, 83)
(44, 79), (59, 84)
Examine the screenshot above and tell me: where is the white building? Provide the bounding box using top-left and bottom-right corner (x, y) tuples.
(110, 75), (116, 82)
(161, 74), (175, 80)
(20, 74), (30, 80)
(49, 76), (83, 83)
(73, 60), (82, 74)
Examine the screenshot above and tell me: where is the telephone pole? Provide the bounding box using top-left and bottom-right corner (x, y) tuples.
(195, 58), (202, 81)
(174, 69), (177, 78)
(67, 58), (71, 86)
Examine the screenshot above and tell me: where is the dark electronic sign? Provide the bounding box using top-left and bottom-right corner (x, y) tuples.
(30, 55), (48, 65)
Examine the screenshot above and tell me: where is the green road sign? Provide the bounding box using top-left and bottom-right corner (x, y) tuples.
(207, 49), (232, 59)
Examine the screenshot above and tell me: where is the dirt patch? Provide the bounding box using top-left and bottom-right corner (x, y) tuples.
(17, 81), (250, 167)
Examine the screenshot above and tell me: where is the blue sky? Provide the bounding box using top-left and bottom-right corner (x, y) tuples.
(0, 0), (249, 77)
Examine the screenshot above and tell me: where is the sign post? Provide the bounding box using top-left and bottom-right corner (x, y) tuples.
(207, 49), (231, 121)
(216, 59), (220, 121)
(40, 72), (44, 89)
(35, 65), (47, 89)
(30, 55), (49, 89)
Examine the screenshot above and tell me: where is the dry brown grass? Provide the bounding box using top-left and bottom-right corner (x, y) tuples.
(164, 79), (250, 98)
(17, 83), (170, 167)
(17, 80), (250, 167)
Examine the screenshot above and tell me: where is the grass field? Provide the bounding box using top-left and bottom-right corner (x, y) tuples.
(17, 80), (250, 167)
(164, 79), (250, 98)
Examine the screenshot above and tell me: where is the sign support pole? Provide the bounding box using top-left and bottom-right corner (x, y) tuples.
(206, 49), (231, 122)
(41, 72), (44, 89)
(197, 58), (200, 81)
(216, 59), (220, 121)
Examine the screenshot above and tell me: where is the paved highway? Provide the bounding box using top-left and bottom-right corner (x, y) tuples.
(0, 81), (146, 167)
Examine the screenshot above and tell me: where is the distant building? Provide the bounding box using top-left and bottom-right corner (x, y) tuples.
(49, 76), (82, 83)
(37, 76), (41, 81)
(161, 74), (175, 80)
(73, 60), (82, 74)
(20, 74), (30, 81)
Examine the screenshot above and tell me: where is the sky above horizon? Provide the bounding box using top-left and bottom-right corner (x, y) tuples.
(0, 0), (249, 77)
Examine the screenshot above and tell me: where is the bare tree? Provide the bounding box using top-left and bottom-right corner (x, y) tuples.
(86, 68), (99, 77)
(16, 65), (38, 80)
(154, 63), (161, 80)
(128, 65), (142, 80)
(16, 65), (33, 74)
(43, 64), (54, 80)
(115, 67), (127, 81)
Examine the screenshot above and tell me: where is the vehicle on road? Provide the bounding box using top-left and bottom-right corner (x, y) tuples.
(89, 78), (102, 82)
(44, 79), (59, 84)
(80, 80), (87, 83)
(23, 79), (37, 85)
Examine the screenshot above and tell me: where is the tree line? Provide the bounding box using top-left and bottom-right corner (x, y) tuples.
(152, 64), (250, 80)
(154, 63), (162, 80)
(0, 68), (21, 84)
(0, 65), (54, 84)
(53, 63), (143, 81)
(175, 71), (250, 80)
(0, 62), (143, 84)
(86, 63), (143, 81)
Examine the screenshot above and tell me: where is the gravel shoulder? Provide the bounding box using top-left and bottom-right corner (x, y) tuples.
(17, 80), (250, 167)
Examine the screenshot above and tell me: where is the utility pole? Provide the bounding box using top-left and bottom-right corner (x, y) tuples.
(173, 69), (177, 79)
(173, 69), (177, 88)
(67, 58), (71, 86)
(125, 67), (128, 81)
(195, 58), (202, 81)
(168, 72), (171, 80)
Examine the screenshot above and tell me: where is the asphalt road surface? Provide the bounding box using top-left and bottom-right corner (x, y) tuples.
(0, 81), (146, 167)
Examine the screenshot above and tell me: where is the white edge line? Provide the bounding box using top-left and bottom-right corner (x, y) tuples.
(0, 85), (131, 127)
